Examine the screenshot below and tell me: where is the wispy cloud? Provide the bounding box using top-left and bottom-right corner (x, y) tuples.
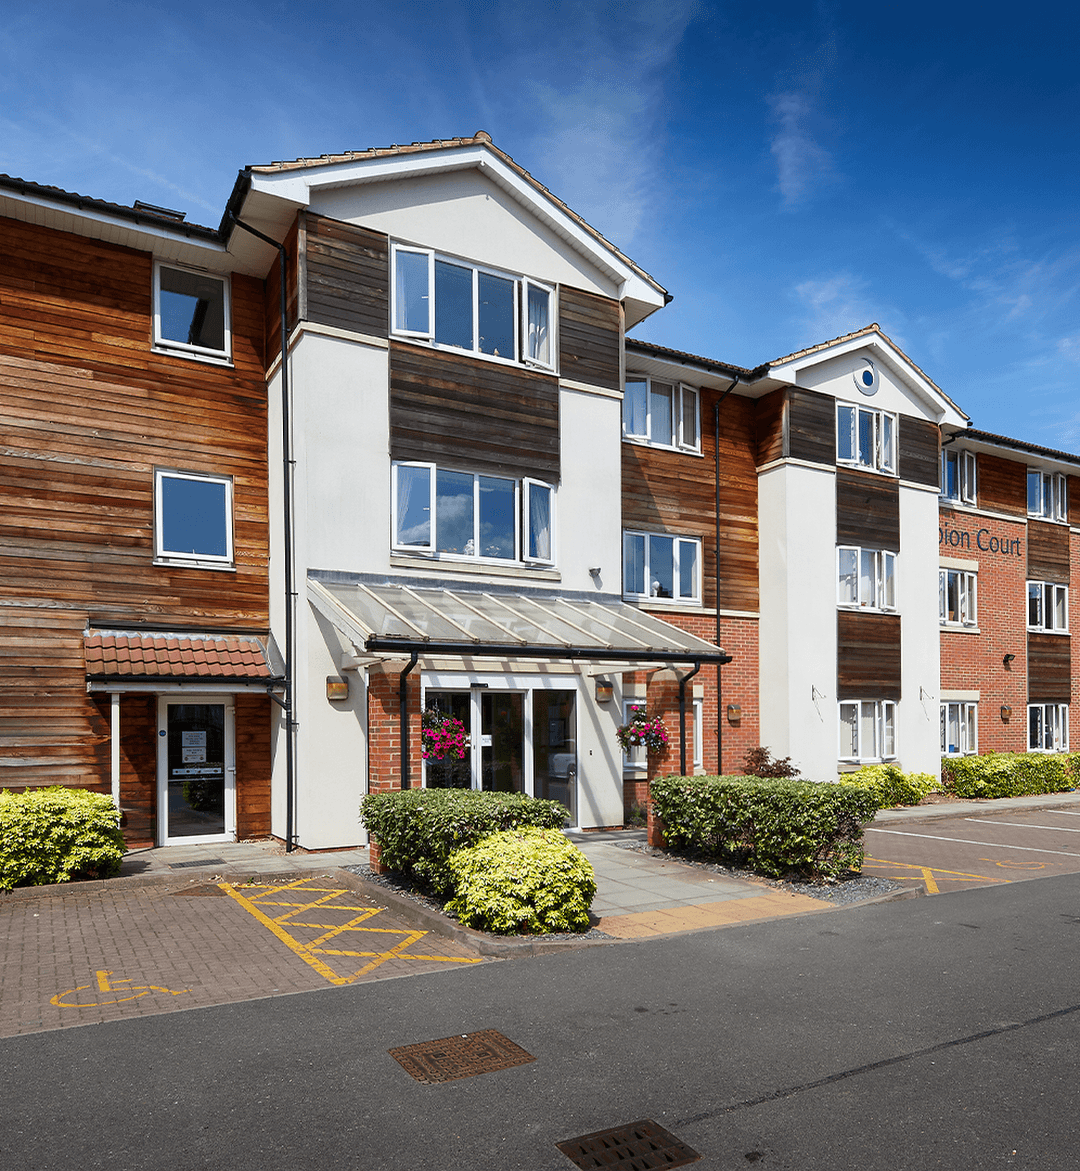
(792, 272), (899, 347)
(768, 90), (835, 207)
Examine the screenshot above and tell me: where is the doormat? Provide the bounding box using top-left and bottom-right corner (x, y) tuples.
(389, 1030), (535, 1084)
(556, 1119), (700, 1169)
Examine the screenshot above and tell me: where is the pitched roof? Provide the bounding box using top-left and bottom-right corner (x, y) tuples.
(959, 428), (1080, 466)
(85, 630), (278, 681)
(625, 337), (763, 380)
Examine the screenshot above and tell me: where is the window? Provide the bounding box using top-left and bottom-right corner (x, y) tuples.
(390, 244), (554, 370)
(1029, 704), (1069, 752)
(153, 264), (231, 362)
(837, 547), (897, 611)
(623, 378), (700, 452)
(623, 531), (701, 602)
(392, 462), (554, 564)
(622, 701), (647, 774)
(941, 448), (977, 504)
(1027, 469), (1067, 521)
(941, 702), (977, 755)
(838, 700), (896, 762)
(837, 404), (896, 473)
(155, 470), (233, 566)
(939, 569), (977, 626)
(690, 697), (703, 772)
(1028, 581), (1068, 632)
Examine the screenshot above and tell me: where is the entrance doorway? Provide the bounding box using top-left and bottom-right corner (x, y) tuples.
(157, 697), (236, 844)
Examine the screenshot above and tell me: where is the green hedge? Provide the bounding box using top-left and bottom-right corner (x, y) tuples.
(838, 764), (938, 808)
(0, 787), (125, 891)
(446, 828), (596, 934)
(941, 752), (1080, 800)
(650, 774), (878, 879)
(360, 788), (569, 894)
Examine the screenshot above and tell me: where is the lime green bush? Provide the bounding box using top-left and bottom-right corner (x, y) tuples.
(650, 774), (878, 879)
(445, 828), (596, 934)
(0, 787), (125, 891)
(360, 788), (568, 893)
(838, 764), (938, 808)
(941, 752), (1080, 799)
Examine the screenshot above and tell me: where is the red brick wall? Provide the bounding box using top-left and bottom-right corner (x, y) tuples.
(367, 666), (422, 792)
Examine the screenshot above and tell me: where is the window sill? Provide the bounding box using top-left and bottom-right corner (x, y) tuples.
(390, 335), (556, 378)
(152, 345), (234, 369)
(624, 596), (702, 611)
(390, 553), (561, 581)
(154, 557), (235, 572)
(1027, 513), (1069, 525)
(836, 461), (896, 478)
(1027, 627), (1070, 636)
(622, 436), (704, 458)
(940, 623), (981, 634)
(838, 605), (898, 615)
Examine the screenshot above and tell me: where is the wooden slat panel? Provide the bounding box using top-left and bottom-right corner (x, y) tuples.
(265, 219), (300, 364)
(302, 212), (388, 339)
(836, 468), (901, 551)
(787, 389), (834, 466)
(754, 389), (785, 466)
(1069, 475), (1080, 529)
(235, 693), (272, 839)
(1028, 633), (1071, 702)
(1028, 520), (1070, 583)
(389, 341), (559, 481)
(899, 417), (940, 486)
(558, 286), (620, 392)
(978, 452), (1026, 516)
(837, 611), (901, 700)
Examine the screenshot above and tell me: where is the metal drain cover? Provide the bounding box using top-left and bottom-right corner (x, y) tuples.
(168, 858), (226, 869)
(557, 1119), (700, 1169)
(388, 1029), (535, 1084)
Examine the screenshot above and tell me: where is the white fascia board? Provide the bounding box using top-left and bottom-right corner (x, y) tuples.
(307, 578), (373, 652)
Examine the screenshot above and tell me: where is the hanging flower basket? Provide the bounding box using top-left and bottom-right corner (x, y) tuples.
(421, 708), (470, 761)
(616, 706), (669, 755)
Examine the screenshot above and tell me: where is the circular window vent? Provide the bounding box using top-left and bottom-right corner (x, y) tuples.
(854, 360), (878, 395)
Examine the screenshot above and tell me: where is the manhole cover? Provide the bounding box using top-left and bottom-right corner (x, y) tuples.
(168, 858), (226, 869)
(388, 1030), (535, 1084)
(556, 1119), (700, 1169)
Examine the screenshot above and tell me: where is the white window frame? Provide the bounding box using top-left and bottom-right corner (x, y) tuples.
(837, 546), (897, 612)
(940, 702), (978, 756)
(838, 699), (897, 763)
(1027, 580), (1069, 633)
(837, 404), (897, 474)
(622, 700), (648, 775)
(939, 569), (978, 627)
(1027, 469), (1067, 521)
(1028, 703), (1069, 752)
(153, 262), (232, 364)
(940, 448), (977, 504)
(522, 277), (555, 370)
(622, 377), (701, 453)
(154, 469), (234, 567)
(523, 478), (555, 565)
(623, 530), (702, 603)
(692, 696), (703, 772)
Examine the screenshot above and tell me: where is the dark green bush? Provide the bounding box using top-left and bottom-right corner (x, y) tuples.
(446, 828), (596, 934)
(0, 787), (125, 891)
(360, 788), (568, 893)
(941, 752), (1079, 799)
(650, 774), (878, 879)
(838, 764), (938, 808)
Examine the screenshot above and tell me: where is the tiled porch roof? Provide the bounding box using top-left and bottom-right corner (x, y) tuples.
(85, 630), (277, 680)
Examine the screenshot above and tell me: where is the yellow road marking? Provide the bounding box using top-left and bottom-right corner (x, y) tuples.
(52, 969), (189, 1008)
(863, 856), (1009, 894)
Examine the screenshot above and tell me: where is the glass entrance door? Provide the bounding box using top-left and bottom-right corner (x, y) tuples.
(481, 692), (524, 793)
(533, 689), (577, 821)
(157, 698), (235, 844)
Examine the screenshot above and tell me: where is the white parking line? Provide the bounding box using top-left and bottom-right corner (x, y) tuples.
(865, 827), (1080, 858)
(965, 819), (1080, 834)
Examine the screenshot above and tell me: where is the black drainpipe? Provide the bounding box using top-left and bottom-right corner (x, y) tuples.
(677, 662), (702, 775)
(400, 651), (419, 788)
(228, 211), (297, 852)
(714, 379), (739, 775)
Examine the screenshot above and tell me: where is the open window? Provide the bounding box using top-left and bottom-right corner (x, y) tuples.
(623, 378), (701, 453)
(837, 547), (897, 611)
(838, 700), (896, 762)
(623, 531), (701, 603)
(941, 449), (977, 504)
(153, 263), (231, 362)
(837, 404), (896, 474)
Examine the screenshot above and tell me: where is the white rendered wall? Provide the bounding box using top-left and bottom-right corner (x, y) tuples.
(787, 348), (946, 426)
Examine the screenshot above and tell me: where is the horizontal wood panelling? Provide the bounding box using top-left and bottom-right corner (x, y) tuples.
(236, 694), (272, 839)
(754, 389), (785, 466)
(1028, 633), (1071, 702)
(558, 286), (620, 392)
(836, 468), (901, 551)
(978, 453), (1026, 516)
(899, 417), (940, 486)
(1027, 519), (1070, 583)
(837, 611), (901, 700)
(264, 219), (300, 364)
(788, 389), (835, 466)
(1069, 476), (1080, 528)
(389, 340), (559, 481)
(301, 212), (388, 339)
(119, 695), (156, 845)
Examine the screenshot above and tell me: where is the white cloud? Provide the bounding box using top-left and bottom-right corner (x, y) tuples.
(768, 90), (835, 207)
(792, 272), (898, 347)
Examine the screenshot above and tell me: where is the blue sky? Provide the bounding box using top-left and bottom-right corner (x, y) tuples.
(2, 0), (1077, 447)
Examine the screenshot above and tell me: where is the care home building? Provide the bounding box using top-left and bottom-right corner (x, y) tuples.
(2, 133), (1078, 852)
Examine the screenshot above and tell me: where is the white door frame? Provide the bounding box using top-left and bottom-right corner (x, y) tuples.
(156, 694), (237, 846)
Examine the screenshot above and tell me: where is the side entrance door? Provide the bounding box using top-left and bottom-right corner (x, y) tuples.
(157, 697), (236, 845)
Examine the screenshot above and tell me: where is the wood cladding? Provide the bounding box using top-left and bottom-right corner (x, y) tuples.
(389, 341), (559, 482)
(559, 286), (620, 392)
(899, 417), (940, 487)
(754, 389), (785, 467)
(1070, 475), (1080, 529)
(622, 392), (758, 612)
(977, 453), (1027, 516)
(836, 468), (901, 551)
(1027, 520), (1070, 583)
(837, 611), (901, 700)
(1027, 633), (1071, 702)
(787, 389), (835, 465)
(301, 212), (388, 339)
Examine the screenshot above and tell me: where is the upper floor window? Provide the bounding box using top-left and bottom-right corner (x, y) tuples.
(623, 379), (700, 452)
(392, 462), (554, 565)
(391, 244), (554, 370)
(941, 448), (976, 504)
(623, 531), (701, 603)
(154, 469), (233, 567)
(941, 702), (977, 756)
(837, 546), (896, 611)
(939, 569), (977, 626)
(153, 263), (231, 363)
(839, 699), (896, 762)
(1029, 703), (1069, 752)
(1028, 581), (1068, 633)
(1027, 469), (1067, 521)
(837, 404), (896, 474)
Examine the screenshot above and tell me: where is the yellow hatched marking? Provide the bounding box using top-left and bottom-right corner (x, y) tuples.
(219, 878), (480, 985)
(864, 856), (1009, 894)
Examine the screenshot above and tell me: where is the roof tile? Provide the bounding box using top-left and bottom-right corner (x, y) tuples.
(85, 631), (274, 680)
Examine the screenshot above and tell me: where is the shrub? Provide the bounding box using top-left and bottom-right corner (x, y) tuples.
(742, 746), (800, 779)
(838, 764), (938, 808)
(359, 788), (569, 894)
(445, 827), (596, 934)
(650, 774), (878, 879)
(941, 752), (1080, 800)
(0, 787), (125, 891)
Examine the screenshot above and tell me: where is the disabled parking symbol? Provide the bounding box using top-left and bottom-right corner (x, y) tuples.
(51, 969), (189, 1008)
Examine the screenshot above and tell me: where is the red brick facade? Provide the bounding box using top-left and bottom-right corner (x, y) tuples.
(366, 666), (423, 793)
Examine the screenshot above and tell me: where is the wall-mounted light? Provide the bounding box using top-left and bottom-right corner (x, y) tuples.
(595, 679), (614, 703)
(589, 567), (602, 579)
(1003, 654), (1016, 668)
(727, 704), (742, 725)
(1000, 704), (1012, 721)
(326, 676), (349, 702)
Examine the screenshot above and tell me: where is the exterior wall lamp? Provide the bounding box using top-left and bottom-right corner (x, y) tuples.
(1003, 654), (1016, 668)
(594, 679), (614, 703)
(326, 676), (349, 701)
(727, 704), (742, 725)
(1000, 704), (1012, 721)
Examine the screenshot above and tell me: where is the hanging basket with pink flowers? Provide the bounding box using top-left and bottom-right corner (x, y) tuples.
(615, 706), (669, 755)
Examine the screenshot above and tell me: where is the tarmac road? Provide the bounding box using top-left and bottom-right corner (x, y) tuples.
(3, 870), (1079, 1170)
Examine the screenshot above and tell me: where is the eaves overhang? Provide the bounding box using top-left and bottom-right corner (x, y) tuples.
(944, 427), (1080, 472)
